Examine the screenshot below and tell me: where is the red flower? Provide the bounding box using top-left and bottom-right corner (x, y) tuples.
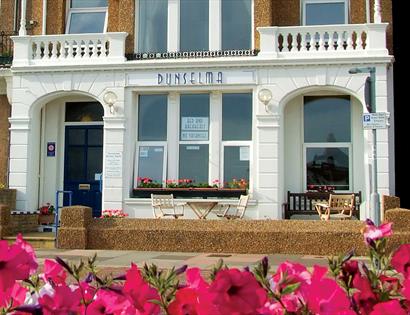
(362, 220), (392, 244)
(0, 282), (27, 309)
(304, 266), (353, 315)
(38, 284), (82, 315)
(0, 234), (37, 294)
(402, 278), (410, 302)
(391, 244), (410, 278)
(123, 264), (161, 315)
(209, 268), (267, 315)
(41, 259), (67, 285)
(352, 274), (378, 314)
(369, 300), (407, 315)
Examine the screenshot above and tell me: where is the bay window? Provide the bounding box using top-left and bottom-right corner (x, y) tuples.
(134, 92), (252, 190)
(66, 0), (108, 34)
(303, 96), (351, 191)
(136, 0), (252, 53)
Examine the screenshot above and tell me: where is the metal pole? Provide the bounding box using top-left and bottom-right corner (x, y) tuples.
(374, 0), (382, 23)
(369, 68), (380, 225)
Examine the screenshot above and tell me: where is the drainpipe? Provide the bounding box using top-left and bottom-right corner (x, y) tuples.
(374, 0), (382, 23)
(42, 0), (47, 34)
(18, 0), (26, 36)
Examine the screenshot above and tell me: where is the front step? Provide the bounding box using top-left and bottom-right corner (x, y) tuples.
(3, 232), (56, 249)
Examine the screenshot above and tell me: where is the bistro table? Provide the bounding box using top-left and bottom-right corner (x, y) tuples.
(186, 201), (218, 219)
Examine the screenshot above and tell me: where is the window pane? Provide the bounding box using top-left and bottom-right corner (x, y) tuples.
(68, 12), (106, 33)
(224, 146), (250, 184)
(222, 93), (252, 140)
(180, 0), (209, 51)
(306, 147), (349, 190)
(180, 94), (209, 141)
(138, 95), (167, 141)
(71, 0), (108, 7)
(138, 0), (168, 52)
(222, 0), (251, 50)
(179, 144), (208, 183)
(66, 102), (104, 122)
(68, 129), (86, 145)
(66, 147), (85, 180)
(88, 129), (103, 146)
(305, 2), (345, 25)
(137, 146), (164, 185)
(304, 96), (350, 143)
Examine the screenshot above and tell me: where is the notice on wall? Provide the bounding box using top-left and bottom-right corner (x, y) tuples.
(239, 146), (250, 161)
(105, 152), (122, 178)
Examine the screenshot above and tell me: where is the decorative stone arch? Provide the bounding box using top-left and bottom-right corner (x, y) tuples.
(8, 71), (126, 212)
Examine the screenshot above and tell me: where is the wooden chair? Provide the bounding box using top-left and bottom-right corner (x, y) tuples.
(151, 194), (184, 219)
(315, 194), (355, 220)
(217, 195), (249, 220)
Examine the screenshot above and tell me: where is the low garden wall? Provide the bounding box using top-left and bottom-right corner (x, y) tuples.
(0, 205), (39, 235)
(57, 205), (410, 256)
(0, 188), (16, 210)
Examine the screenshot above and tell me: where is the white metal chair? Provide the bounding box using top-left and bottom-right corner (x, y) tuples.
(151, 194), (185, 219)
(217, 195), (250, 220)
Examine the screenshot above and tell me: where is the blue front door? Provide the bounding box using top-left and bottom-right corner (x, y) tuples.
(64, 125), (103, 217)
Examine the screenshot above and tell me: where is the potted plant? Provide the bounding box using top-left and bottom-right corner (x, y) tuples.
(38, 203), (55, 225)
(132, 178), (248, 198)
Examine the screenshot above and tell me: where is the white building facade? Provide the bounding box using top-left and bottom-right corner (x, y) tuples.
(4, 0), (394, 220)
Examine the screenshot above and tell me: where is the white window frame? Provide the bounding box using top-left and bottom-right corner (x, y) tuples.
(221, 142), (252, 187)
(66, 3), (108, 34)
(301, 0), (349, 25)
(134, 92), (253, 189)
(134, 143), (168, 188)
(134, 0), (254, 53)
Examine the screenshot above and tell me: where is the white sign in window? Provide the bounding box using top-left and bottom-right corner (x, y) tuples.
(240, 146), (250, 161)
(181, 117), (209, 131)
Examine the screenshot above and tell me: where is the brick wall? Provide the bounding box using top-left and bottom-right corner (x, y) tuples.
(0, 95), (10, 186)
(0, 0), (16, 32)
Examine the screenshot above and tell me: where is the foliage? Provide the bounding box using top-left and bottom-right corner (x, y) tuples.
(100, 209), (128, 218)
(224, 178), (248, 189)
(307, 184), (336, 193)
(1, 220), (410, 314)
(136, 177), (162, 188)
(39, 203), (55, 215)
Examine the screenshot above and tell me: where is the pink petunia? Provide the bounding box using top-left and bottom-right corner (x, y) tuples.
(362, 220), (393, 244)
(304, 265), (353, 315)
(122, 263), (161, 315)
(0, 282), (28, 309)
(41, 259), (67, 285)
(369, 300), (407, 315)
(0, 234), (38, 294)
(352, 274), (378, 315)
(391, 244), (410, 278)
(38, 283), (82, 315)
(209, 268), (267, 315)
(87, 288), (131, 315)
(258, 301), (285, 315)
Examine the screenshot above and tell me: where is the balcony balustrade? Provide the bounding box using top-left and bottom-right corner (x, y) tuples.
(7, 23), (388, 68)
(258, 23), (388, 58)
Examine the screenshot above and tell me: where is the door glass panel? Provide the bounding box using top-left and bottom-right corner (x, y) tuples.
(65, 102), (104, 122)
(306, 147), (349, 190)
(180, 94), (210, 141)
(137, 146), (164, 185)
(88, 128), (103, 146)
(68, 12), (106, 33)
(68, 129), (86, 145)
(304, 96), (350, 143)
(66, 147), (85, 180)
(222, 93), (252, 140)
(224, 146), (250, 185)
(180, 0), (209, 51)
(179, 144), (209, 184)
(87, 147), (103, 180)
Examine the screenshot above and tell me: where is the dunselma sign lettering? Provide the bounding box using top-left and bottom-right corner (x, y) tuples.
(157, 71), (223, 86)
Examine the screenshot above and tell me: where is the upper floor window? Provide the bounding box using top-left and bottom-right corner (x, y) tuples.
(302, 0), (348, 25)
(67, 0), (108, 34)
(137, 0), (252, 53)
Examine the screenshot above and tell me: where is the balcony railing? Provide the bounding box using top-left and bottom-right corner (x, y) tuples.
(8, 23), (389, 68)
(0, 31), (17, 67)
(12, 32), (128, 66)
(258, 23), (388, 58)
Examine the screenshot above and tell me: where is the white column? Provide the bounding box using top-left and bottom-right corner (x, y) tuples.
(167, 92), (179, 180)
(209, 0), (221, 50)
(42, 0), (47, 34)
(209, 92), (222, 183)
(18, 0), (27, 36)
(374, 0), (382, 23)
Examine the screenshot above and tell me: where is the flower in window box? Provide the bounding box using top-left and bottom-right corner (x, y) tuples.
(307, 185), (335, 193)
(136, 177), (162, 188)
(224, 178), (248, 189)
(39, 203), (55, 215)
(100, 209), (128, 218)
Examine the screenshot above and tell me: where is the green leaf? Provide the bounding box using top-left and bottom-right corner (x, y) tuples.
(281, 282), (300, 295)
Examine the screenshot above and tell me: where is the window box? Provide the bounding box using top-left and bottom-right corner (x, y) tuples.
(132, 188), (247, 199)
